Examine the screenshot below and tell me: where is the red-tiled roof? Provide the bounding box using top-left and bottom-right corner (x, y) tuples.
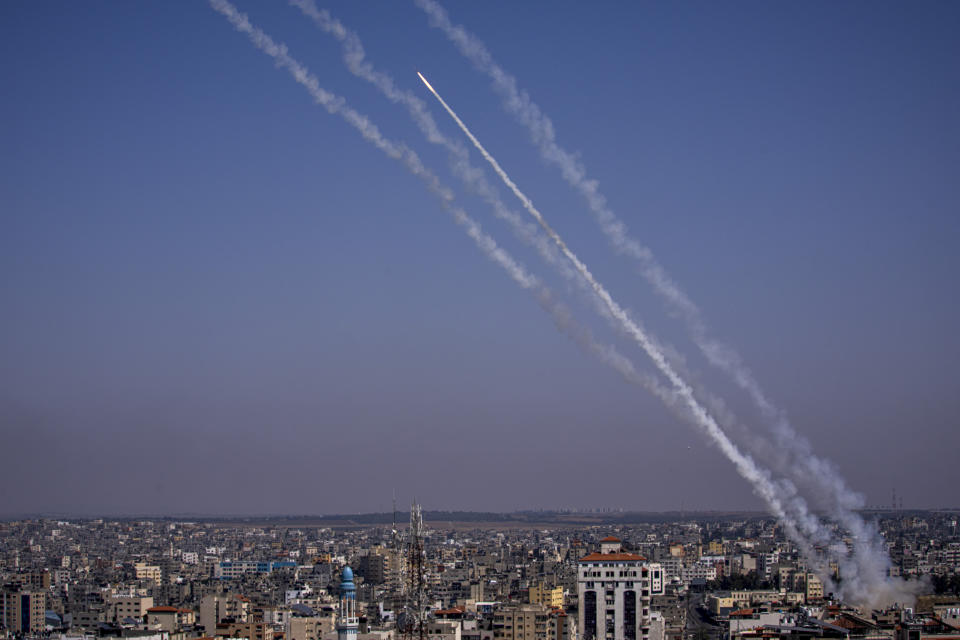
(600, 536), (621, 543)
(147, 606), (178, 613)
(579, 552), (647, 562)
(730, 609), (755, 617)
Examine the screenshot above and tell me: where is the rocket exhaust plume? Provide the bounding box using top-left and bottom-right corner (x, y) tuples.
(213, 0), (806, 547)
(285, 2), (774, 479)
(207, 0), (683, 448)
(415, 0), (919, 607)
(217, 0), (917, 607)
(416, 70), (823, 559)
(289, 1), (721, 436)
(286, 1), (829, 566)
(288, 0), (580, 290)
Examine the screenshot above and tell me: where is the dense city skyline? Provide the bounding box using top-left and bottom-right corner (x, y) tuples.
(2, 2), (958, 516)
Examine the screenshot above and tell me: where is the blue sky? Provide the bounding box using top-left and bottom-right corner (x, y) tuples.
(1, 1), (958, 516)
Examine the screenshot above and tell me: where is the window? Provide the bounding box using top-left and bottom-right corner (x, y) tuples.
(624, 590), (637, 640)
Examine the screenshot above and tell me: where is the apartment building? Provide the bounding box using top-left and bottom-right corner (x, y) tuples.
(200, 594), (251, 635)
(577, 537), (664, 640)
(528, 583), (563, 608)
(146, 606), (195, 632)
(135, 562), (164, 582)
(492, 603), (569, 640)
(111, 595), (155, 623)
(1, 590), (46, 634)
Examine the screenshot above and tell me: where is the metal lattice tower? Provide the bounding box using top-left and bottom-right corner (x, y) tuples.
(400, 501), (427, 640)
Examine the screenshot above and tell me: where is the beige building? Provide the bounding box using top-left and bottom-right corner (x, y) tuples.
(356, 546), (399, 586)
(493, 603), (569, 640)
(13, 571), (51, 591)
(111, 595), (155, 623)
(528, 584), (563, 608)
(147, 606), (195, 632)
(217, 621), (271, 640)
(135, 562), (164, 582)
(1, 590), (46, 634)
(200, 594), (251, 635)
(288, 614), (335, 640)
(799, 573), (824, 602)
(426, 620), (462, 640)
(706, 590), (804, 617)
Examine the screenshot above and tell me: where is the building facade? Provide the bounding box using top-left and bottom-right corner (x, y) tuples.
(528, 584), (564, 608)
(1, 590), (46, 634)
(577, 537), (664, 640)
(492, 603), (569, 640)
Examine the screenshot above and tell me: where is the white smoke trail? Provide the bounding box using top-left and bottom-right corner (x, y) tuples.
(214, 0), (914, 607)
(285, 1), (779, 479)
(211, 0), (803, 543)
(290, 0), (683, 386)
(288, 0), (579, 289)
(415, 71), (826, 563)
(206, 0), (679, 454)
(414, 0), (915, 607)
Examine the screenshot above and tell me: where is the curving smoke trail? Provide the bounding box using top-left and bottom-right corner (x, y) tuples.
(206, 0), (696, 466)
(289, 0), (740, 416)
(210, 0), (820, 564)
(283, 6), (831, 568)
(415, 70), (832, 567)
(288, 0), (579, 289)
(207, 0), (531, 293)
(413, 0), (918, 607)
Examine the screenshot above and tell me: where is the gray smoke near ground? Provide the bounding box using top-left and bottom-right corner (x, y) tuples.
(413, 0), (922, 608)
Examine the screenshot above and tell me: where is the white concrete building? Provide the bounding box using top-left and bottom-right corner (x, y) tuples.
(577, 537), (664, 640)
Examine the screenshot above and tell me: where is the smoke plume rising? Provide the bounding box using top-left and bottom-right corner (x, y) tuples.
(415, 70), (837, 567)
(414, 0), (920, 607)
(208, 0), (685, 462)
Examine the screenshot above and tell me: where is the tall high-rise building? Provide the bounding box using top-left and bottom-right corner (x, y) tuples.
(337, 566), (358, 640)
(577, 537), (664, 640)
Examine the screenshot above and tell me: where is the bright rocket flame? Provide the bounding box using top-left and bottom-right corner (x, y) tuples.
(416, 71), (436, 94)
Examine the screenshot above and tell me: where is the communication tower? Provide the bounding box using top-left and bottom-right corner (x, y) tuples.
(400, 502), (427, 640)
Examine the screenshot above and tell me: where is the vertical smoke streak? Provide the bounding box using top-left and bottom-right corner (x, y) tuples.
(416, 71), (824, 563)
(414, 0), (913, 606)
(206, 0), (681, 467)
